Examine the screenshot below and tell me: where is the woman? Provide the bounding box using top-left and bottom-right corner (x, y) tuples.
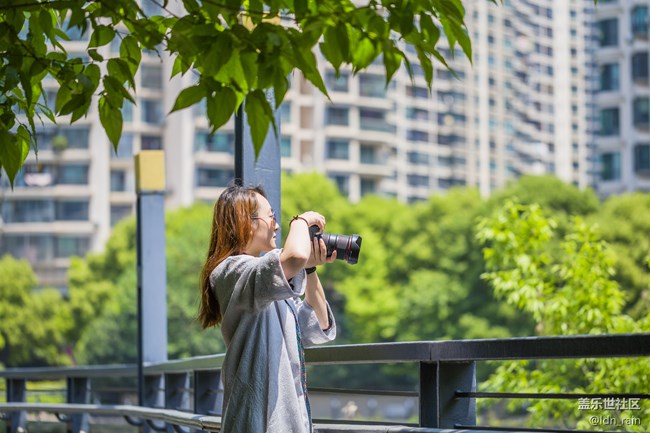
(198, 183), (337, 433)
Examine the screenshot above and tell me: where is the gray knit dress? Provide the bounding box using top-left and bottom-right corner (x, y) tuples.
(210, 249), (337, 433)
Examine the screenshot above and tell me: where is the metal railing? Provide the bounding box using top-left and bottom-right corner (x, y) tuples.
(1, 333), (649, 433)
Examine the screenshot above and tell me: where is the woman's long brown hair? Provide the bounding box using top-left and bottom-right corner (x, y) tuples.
(198, 184), (266, 328)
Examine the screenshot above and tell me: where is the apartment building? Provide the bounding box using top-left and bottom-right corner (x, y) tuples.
(0, 0), (597, 289)
(593, 1), (649, 197)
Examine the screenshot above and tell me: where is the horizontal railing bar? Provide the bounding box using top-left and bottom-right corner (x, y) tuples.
(306, 333), (650, 364)
(0, 403), (460, 433)
(456, 391), (650, 399)
(0, 364), (138, 380)
(313, 418), (418, 427)
(310, 387), (418, 397)
(2, 334), (649, 379)
(146, 354), (225, 374)
(455, 424), (622, 433)
(0, 403), (220, 431)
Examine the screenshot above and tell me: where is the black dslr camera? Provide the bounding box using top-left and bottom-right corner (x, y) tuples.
(309, 225), (362, 264)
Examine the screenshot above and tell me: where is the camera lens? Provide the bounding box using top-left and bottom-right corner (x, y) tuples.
(309, 225), (362, 264)
(321, 233), (362, 264)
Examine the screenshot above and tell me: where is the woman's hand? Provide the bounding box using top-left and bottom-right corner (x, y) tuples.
(306, 236), (337, 268)
(292, 211), (326, 233)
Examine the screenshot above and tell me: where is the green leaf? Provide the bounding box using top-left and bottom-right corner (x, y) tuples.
(171, 84), (205, 113)
(419, 13), (441, 51)
(103, 75), (136, 104)
(98, 96), (123, 150)
(207, 86), (238, 132)
(416, 47), (434, 88)
(55, 84), (72, 114)
(202, 34), (234, 77)
(240, 51), (258, 89)
(290, 34), (328, 96)
(89, 25), (116, 48)
(382, 43), (402, 85)
(320, 23), (349, 72)
(107, 58), (135, 89)
(215, 50), (248, 93)
(0, 128), (30, 188)
(120, 35), (141, 74)
(244, 90), (273, 158)
(59, 94), (86, 116)
(88, 49), (104, 62)
(351, 36), (377, 70)
(272, 73), (289, 109)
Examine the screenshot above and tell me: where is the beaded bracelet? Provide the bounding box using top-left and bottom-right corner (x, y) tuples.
(290, 215), (309, 226)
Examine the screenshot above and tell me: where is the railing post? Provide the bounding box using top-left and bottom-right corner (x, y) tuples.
(66, 377), (90, 433)
(5, 379), (27, 433)
(419, 361), (476, 428)
(165, 373), (190, 433)
(144, 374), (165, 432)
(194, 370), (223, 432)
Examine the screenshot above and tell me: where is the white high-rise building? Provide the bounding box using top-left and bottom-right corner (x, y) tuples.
(592, 0), (649, 197)
(0, 0), (598, 289)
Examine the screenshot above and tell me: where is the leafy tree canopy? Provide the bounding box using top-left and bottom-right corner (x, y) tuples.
(0, 0), (489, 186)
(477, 201), (649, 430)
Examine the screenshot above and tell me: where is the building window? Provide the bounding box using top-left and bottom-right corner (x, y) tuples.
(141, 65), (163, 89)
(601, 152), (621, 181)
(634, 143), (650, 174)
(360, 178), (377, 196)
(407, 151), (429, 165)
(631, 52), (649, 84)
(329, 174), (349, 195)
(599, 107), (620, 136)
(360, 108), (391, 132)
(599, 63), (619, 91)
(280, 103), (291, 123)
(326, 106), (349, 126)
(406, 107), (428, 121)
(631, 6), (648, 38)
(55, 236), (90, 258)
(407, 130), (429, 142)
(326, 139), (349, 160)
(112, 133), (133, 159)
(195, 132), (234, 153)
(34, 127), (90, 151)
(325, 71), (349, 92)
(280, 136), (292, 157)
(1, 235), (53, 263)
(633, 97), (649, 129)
(598, 18), (618, 47)
(142, 99), (164, 124)
(122, 101), (134, 122)
(110, 170), (127, 192)
(142, 135), (163, 150)
(196, 168), (234, 187)
(58, 164), (89, 185)
(65, 127), (90, 150)
(360, 144), (380, 164)
(406, 85), (428, 99)
(55, 201), (89, 221)
(1, 200), (53, 223)
(407, 174), (429, 187)
(359, 74), (386, 98)
(438, 134), (463, 145)
(111, 205), (133, 226)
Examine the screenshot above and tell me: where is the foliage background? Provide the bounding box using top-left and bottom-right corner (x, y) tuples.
(1, 174), (648, 430)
